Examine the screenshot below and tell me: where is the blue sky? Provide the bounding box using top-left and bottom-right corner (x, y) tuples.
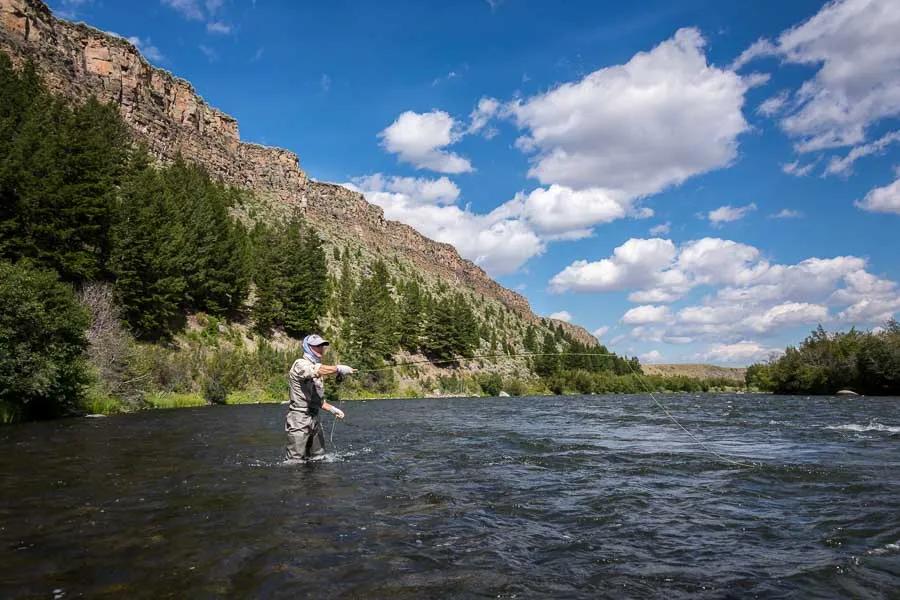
(52, 0), (900, 365)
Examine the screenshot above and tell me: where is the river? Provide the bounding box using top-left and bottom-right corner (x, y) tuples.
(1, 394), (899, 598)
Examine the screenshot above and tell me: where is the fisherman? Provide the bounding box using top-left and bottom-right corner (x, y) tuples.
(285, 334), (355, 462)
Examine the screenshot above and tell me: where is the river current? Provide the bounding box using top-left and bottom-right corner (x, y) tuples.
(1, 394), (899, 598)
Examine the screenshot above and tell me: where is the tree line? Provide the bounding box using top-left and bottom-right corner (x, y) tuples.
(746, 323), (900, 395)
(0, 53), (647, 421)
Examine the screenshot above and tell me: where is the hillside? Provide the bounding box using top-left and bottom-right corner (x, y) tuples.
(0, 0), (597, 349)
(642, 364), (747, 383)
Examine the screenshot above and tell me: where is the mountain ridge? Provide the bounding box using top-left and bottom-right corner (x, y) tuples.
(0, 0), (601, 348)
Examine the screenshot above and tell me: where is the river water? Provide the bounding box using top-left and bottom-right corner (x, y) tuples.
(1, 394), (899, 599)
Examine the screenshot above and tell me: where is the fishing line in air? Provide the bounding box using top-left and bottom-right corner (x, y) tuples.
(337, 352), (757, 469)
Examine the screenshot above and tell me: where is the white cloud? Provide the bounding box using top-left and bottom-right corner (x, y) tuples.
(825, 130), (900, 176)
(730, 38), (778, 71)
(467, 97), (500, 137)
(499, 185), (630, 238)
(757, 90), (790, 116)
(639, 350), (664, 364)
(622, 305), (672, 325)
(351, 174), (460, 205)
(699, 341), (782, 365)
(507, 28), (750, 196)
(743, 302), (829, 333)
(320, 74), (331, 93)
(549, 238), (681, 294)
(708, 203), (757, 225)
(649, 222), (671, 236)
(592, 326), (610, 339)
(549, 311), (573, 322)
(551, 236), (899, 342)
(770, 209), (803, 219)
(735, 0), (900, 152)
(379, 111), (474, 174)
(782, 160), (817, 177)
(856, 177), (900, 215)
(344, 178), (543, 276)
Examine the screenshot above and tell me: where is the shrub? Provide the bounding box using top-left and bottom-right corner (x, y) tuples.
(0, 261), (90, 420)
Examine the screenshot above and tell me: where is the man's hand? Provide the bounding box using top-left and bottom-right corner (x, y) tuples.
(336, 364), (355, 376)
(331, 406), (345, 419)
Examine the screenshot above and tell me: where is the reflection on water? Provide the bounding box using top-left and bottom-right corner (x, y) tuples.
(1, 395), (899, 598)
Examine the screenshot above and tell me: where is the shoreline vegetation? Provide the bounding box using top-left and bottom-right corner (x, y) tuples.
(2, 54), (898, 425)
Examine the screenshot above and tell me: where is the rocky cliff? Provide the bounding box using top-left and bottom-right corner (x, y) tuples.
(0, 0), (599, 348)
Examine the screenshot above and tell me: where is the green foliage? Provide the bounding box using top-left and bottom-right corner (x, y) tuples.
(477, 372), (503, 396)
(110, 164), (187, 340)
(0, 56), (128, 282)
(398, 279), (424, 351)
(748, 323), (900, 395)
(161, 159), (251, 316)
(421, 293), (478, 361)
(251, 219), (326, 337)
(347, 260), (398, 368)
(0, 261), (90, 420)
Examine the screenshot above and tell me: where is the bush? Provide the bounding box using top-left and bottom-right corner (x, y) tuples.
(477, 372), (503, 396)
(0, 261), (90, 420)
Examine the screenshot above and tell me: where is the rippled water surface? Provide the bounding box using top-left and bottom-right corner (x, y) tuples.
(2, 394), (900, 598)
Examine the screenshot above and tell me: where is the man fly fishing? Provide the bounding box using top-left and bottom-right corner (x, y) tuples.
(284, 334), (355, 463)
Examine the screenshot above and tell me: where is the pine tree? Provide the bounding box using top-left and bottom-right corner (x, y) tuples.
(109, 165), (186, 340)
(163, 159), (250, 315)
(347, 261), (398, 368)
(398, 279), (424, 351)
(534, 334), (560, 378)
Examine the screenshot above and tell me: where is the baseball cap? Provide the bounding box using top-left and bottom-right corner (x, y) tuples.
(305, 334), (330, 347)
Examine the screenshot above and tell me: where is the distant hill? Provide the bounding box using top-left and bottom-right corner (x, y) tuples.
(642, 364), (746, 382)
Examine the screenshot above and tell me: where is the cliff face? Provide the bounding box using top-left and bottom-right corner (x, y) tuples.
(0, 0), (597, 347)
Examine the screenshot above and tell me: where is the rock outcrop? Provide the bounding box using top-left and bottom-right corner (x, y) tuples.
(0, 0), (596, 344)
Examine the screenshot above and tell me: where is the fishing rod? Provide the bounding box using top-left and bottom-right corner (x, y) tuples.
(331, 351), (757, 469)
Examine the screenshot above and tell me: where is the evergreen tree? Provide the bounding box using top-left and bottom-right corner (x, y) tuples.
(163, 159), (250, 315)
(109, 164), (186, 340)
(0, 55), (128, 282)
(534, 334), (560, 378)
(251, 219), (327, 337)
(398, 279), (424, 351)
(347, 261), (398, 367)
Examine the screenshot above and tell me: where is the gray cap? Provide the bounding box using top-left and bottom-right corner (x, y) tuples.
(305, 334), (330, 346)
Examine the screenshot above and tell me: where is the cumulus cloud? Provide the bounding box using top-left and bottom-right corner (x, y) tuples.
(549, 238), (681, 294)
(379, 111), (474, 174)
(551, 236), (899, 342)
(508, 28), (750, 196)
(497, 185), (631, 239)
(699, 341), (782, 365)
(344, 176), (543, 276)
(549, 311), (573, 322)
(592, 326), (610, 339)
(708, 203), (757, 225)
(106, 32), (165, 63)
(621, 305), (673, 325)
(856, 177), (900, 215)
(734, 0), (900, 152)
